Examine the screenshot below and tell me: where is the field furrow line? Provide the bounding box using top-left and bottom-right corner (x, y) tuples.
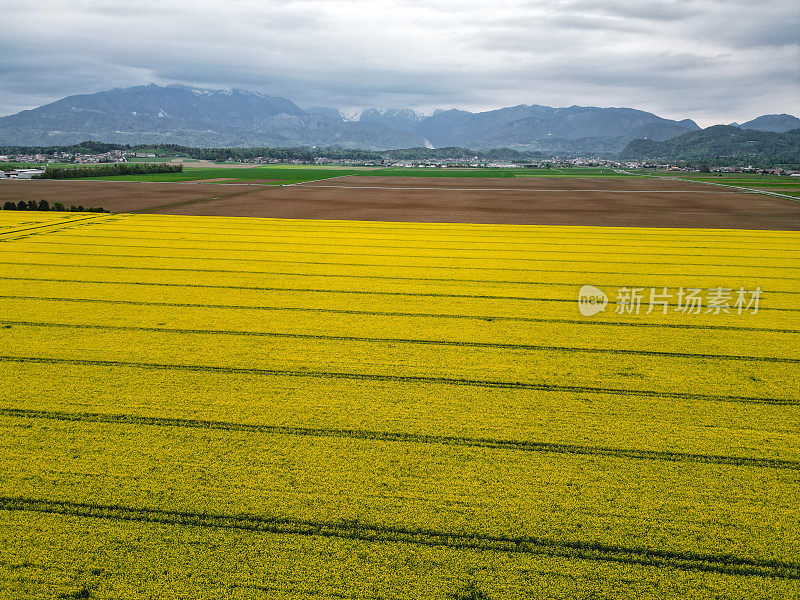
(8, 245), (800, 278)
(1, 277), (797, 310)
(3, 408), (799, 470)
(60, 226), (800, 251)
(1, 356), (796, 405)
(15, 240), (800, 268)
(33, 232), (800, 259)
(0, 497), (797, 579)
(0, 295), (796, 332)
(2, 261), (798, 293)
(2, 321), (797, 363)
(0, 214), (115, 241)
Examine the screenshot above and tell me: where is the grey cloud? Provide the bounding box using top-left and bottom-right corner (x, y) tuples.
(558, 0), (702, 22)
(0, 0), (797, 125)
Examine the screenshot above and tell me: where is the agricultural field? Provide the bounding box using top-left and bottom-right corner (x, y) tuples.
(0, 209), (798, 599)
(91, 165), (373, 185)
(362, 167), (630, 178)
(1, 174), (798, 229)
(38, 165), (637, 183)
(630, 171), (800, 200)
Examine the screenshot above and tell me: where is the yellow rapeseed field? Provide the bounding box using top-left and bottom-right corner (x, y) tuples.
(0, 210), (798, 599)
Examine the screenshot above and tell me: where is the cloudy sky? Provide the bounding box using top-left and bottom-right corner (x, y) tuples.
(2, 0), (798, 125)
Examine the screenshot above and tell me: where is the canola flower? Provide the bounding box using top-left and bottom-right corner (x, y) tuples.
(0, 212), (798, 599)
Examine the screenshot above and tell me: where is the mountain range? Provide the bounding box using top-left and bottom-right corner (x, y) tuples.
(731, 114), (800, 133)
(0, 84), (797, 154)
(619, 125), (800, 166)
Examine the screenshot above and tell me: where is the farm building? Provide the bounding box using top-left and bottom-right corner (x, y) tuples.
(8, 169), (45, 179)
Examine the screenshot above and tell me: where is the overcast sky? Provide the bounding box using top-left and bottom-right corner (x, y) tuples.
(2, 0), (798, 126)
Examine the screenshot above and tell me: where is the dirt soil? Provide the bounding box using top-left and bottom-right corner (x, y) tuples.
(302, 176), (723, 191)
(1, 177), (797, 230)
(190, 178), (239, 183)
(0, 180), (264, 213)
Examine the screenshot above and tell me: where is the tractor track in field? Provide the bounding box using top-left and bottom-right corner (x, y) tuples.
(2, 261), (799, 294)
(3, 408), (799, 470)
(2, 276), (797, 310)
(2, 320), (797, 363)
(42, 225), (800, 251)
(0, 244), (800, 280)
(14, 239), (800, 269)
(0, 496), (798, 579)
(27, 231), (800, 260)
(0, 295), (797, 333)
(53, 218), (796, 240)
(0, 356), (796, 405)
(0, 214), (115, 241)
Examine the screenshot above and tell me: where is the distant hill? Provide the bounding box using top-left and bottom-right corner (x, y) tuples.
(736, 114), (800, 133)
(619, 125), (800, 166)
(0, 83), (700, 152)
(0, 84), (424, 150)
(412, 105), (698, 151)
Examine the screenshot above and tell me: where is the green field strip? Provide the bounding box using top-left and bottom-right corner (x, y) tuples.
(628, 174), (800, 203)
(2, 320), (798, 363)
(3, 408), (799, 471)
(0, 356), (794, 406)
(2, 497), (795, 580)
(356, 169), (627, 178)
(358, 170), (514, 178)
(1, 294), (795, 333)
(89, 167), (366, 183)
(286, 183), (757, 193)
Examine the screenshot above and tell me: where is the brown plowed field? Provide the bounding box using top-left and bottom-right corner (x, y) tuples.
(299, 175), (723, 191)
(0, 180), (265, 213)
(1, 177), (798, 229)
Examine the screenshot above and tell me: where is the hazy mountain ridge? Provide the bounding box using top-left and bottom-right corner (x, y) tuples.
(619, 125), (800, 166)
(0, 84), (703, 152)
(733, 114), (800, 133)
(1, 84), (795, 155)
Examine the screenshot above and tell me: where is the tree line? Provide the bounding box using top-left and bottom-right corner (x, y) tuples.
(0, 140), (546, 163)
(38, 163), (183, 179)
(2, 200), (108, 212)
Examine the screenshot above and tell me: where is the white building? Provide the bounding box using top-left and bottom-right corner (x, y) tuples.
(9, 169), (45, 179)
